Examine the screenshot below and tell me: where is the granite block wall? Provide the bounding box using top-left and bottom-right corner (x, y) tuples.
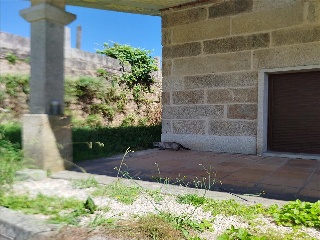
(161, 0), (320, 154)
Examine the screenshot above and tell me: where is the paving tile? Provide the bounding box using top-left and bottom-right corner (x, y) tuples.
(254, 156), (289, 165)
(298, 189), (320, 199)
(285, 159), (319, 168)
(220, 157), (258, 165)
(223, 168), (271, 183)
(303, 173), (320, 190)
(276, 165), (316, 173)
(260, 171), (312, 188)
(220, 178), (256, 188)
(214, 161), (246, 172)
(246, 163), (282, 171)
(74, 150), (319, 201)
(257, 183), (300, 195)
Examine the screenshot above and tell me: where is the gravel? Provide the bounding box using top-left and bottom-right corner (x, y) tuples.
(12, 178), (320, 239)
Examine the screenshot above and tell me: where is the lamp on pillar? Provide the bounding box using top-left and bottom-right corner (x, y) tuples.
(20, 2), (76, 172)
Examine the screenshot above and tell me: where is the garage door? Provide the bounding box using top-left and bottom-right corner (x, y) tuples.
(268, 71), (320, 154)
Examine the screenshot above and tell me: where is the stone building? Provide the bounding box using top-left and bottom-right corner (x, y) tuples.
(20, 0), (320, 171)
(160, 0), (320, 158)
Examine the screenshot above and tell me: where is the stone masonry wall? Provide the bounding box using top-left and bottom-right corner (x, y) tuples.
(0, 30), (130, 77)
(161, 0), (320, 154)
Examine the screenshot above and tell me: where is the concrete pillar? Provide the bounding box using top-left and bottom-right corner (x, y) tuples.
(76, 25), (82, 49)
(19, 3), (76, 172)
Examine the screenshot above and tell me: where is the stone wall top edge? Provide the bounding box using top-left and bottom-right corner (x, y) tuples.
(161, 0), (221, 14)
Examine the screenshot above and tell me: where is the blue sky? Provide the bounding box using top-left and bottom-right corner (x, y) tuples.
(0, 0), (162, 57)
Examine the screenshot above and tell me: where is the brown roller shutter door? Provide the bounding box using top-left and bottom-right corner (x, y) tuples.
(268, 71), (320, 154)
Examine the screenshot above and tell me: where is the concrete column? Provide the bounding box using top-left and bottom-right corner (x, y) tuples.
(76, 25), (82, 49)
(19, 3), (76, 172)
(20, 3), (75, 114)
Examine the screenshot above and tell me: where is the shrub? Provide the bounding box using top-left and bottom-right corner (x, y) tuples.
(0, 123), (161, 162)
(0, 127), (25, 195)
(73, 124), (161, 161)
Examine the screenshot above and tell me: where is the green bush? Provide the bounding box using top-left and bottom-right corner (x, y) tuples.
(73, 124), (161, 161)
(0, 123), (22, 148)
(268, 200), (320, 229)
(0, 123), (161, 162)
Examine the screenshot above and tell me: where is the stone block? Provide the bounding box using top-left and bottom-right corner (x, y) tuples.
(272, 26), (320, 47)
(173, 120), (206, 134)
(162, 92), (170, 105)
(161, 133), (257, 154)
(15, 169), (47, 181)
(162, 7), (207, 28)
(162, 59), (172, 76)
(253, 0), (301, 11)
(204, 33), (270, 54)
(163, 42), (202, 58)
(173, 52), (251, 76)
(162, 28), (172, 46)
(172, 17), (230, 44)
(253, 42), (320, 69)
(307, 2), (320, 23)
(232, 3), (304, 35)
(209, 0), (253, 18)
(207, 89), (233, 104)
(162, 120), (172, 134)
(162, 76), (184, 92)
(162, 105), (224, 119)
(23, 114), (73, 172)
(184, 71), (258, 89)
(209, 120), (257, 136)
(227, 104), (257, 120)
(207, 87), (257, 104)
(172, 90), (204, 104)
(233, 87), (257, 103)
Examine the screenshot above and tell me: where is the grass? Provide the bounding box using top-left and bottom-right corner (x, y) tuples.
(71, 177), (99, 189)
(1, 178), (319, 239)
(92, 181), (141, 205)
(0, 193), (88, 225)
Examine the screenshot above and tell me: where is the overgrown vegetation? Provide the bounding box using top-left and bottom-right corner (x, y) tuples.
(0, 73), (161, 127)
(0, 127), (25, 196)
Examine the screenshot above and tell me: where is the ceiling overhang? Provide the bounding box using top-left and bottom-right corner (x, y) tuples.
(66, 0), (202, 16)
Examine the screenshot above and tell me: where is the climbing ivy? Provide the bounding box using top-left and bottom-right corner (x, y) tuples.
(97, 43), (158, 92)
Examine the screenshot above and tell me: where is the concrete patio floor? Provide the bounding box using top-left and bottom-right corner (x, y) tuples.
(73, 149), (320, 202)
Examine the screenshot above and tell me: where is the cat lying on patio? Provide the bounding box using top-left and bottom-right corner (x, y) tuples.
(153, 142), (190, 151)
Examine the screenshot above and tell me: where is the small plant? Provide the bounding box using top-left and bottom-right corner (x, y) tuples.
(92, 181), (141, 205)
(203, 199), (266, 220)
(177, 194), (206, 206)
(158, 212), (213, 239)
(217, 226), (267, 240)
(268, 200), (320, 229)
(71, 177), (99, 189)
(137, 213), (184, 240)
(5, 52), (18, 65)
(121, 114), (136, 127)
